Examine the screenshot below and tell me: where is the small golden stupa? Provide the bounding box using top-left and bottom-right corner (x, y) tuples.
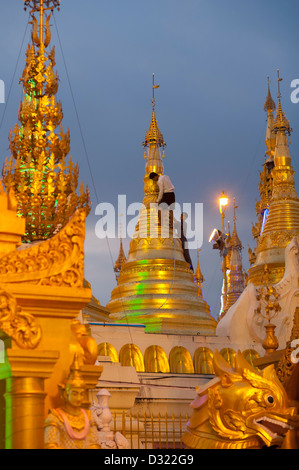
(107, 76), (217, 335)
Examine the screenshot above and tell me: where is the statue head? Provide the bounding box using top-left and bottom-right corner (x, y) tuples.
(207, 350), (296, 447)
(59, 354), (86, 411)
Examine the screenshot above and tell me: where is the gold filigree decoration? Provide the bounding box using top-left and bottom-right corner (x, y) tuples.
(0, 288), (41, 348)
(0, 209), (86, 287)
(276, 307), (299, 385)
(2, 5), (90, 242)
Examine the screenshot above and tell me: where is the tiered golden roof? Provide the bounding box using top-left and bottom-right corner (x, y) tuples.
(2, 0), (90, 242)
(143, 102), (166, 150)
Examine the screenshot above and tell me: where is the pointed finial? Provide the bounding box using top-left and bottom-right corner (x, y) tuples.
(233, 197), (237, 223)
(152, 73), (160, 109)
(273, 70), (292, 135)
(143, 74), (166, 149)
(277, 68), (283, 99)
(264, 75), (276, 112)
(229, 198), (242, 250)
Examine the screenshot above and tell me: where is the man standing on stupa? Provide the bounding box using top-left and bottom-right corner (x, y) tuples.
(149, 172), (175, 206)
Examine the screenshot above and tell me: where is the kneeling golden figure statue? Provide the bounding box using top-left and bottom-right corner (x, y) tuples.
(44, 355), (100, 449)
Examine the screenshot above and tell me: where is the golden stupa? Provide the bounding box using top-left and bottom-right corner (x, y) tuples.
(248, 72), (299, 286)
(107, 79), (217, 335)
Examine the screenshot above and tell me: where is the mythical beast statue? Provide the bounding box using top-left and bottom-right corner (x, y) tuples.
(183, 350), (298, 449)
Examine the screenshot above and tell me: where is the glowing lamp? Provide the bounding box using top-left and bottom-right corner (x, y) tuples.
(219, 191), (228, 215)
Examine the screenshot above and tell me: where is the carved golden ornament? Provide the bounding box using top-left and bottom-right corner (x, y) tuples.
(169, 346), (194, 374)
(258, 229), (297, 253)
(119, 344), (145, 372)
(97, 342), (119, 362)
(0, 208), (86, 287)
(193, 347), (214, 374)
(277, 308), (299, 386)
(248, 246), (256, 266)
(0, 288), (41, 348)
(183, 350), (297, 449)
(144, 345), (170, 373)
(248, 263), (285, 287)
(262, 324), (279, 355)
(256, 266), (281, 354)
(3, 7), (90, 242)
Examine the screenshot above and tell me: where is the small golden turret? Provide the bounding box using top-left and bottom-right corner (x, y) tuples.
(114, 236), (127, 281)
(2, 0), (90, 242)
(194, 249), (205, 298)
(248, 71), (299, 286)
(220, 201), (245, 318)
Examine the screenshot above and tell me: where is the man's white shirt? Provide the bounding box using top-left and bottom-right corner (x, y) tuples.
(157, 175), (175, 203)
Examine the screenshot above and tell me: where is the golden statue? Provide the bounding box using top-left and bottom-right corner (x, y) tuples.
(44, 355), (100, 449)
(183, 350), (298, 449)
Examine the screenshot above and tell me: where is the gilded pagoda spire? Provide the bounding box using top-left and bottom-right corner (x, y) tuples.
(2, 0), (90, 242)
(249, 78), (276, 269)
(221, 200), (245, 317)
(248, 71), (299, 286)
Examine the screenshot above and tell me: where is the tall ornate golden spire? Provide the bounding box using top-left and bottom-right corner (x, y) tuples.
(249, 78), (276, 268)
(248, 71), (299, 286)
(2, 0), (90, 242)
